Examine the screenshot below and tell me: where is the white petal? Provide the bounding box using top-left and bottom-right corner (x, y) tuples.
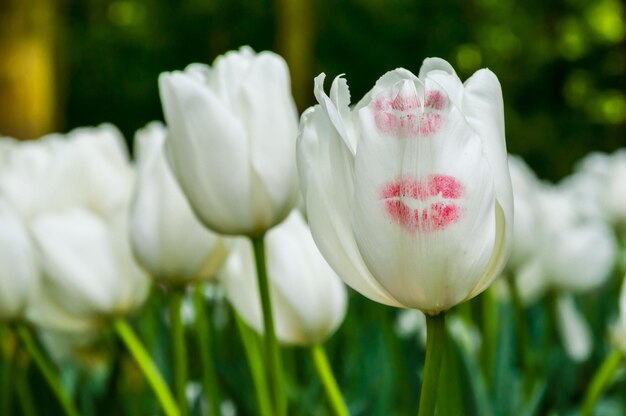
(463, 69), (514, 271)
(160, 71), (254, 234)
(241, 52), (299, 230)
(264, 211), (347, 345)
(419, 58), (464, 107)
(0, 201), (37, 320)
(219, 212), (348, 346)
(130, 122), (228, 283)
(515, 257), (549, 304)
(556, 295), (592, 362)
(297, 104), (403, 307)
(418, 57), (457, 79)
(353, 75), (498, 313)
(545, 220), (616, 293)
(28, 209), (148, 331)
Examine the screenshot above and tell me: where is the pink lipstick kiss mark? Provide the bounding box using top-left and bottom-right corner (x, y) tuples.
(373, 90), (447, 137)
(380, 174), (464, 232)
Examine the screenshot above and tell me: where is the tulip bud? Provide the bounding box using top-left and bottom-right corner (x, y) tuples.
(129, 122), (228, 285)
(297, 58), (513, 314)
(507, 155), (542, 271)
(159, 46), (300, 237)
(515, 184), (617, 303)
(569, 150), (626, 230)
(219, 210), (347, 346)
(0, 124), (133, 222)
(0, 200), (37, 321)
(27, 209), (149, 332)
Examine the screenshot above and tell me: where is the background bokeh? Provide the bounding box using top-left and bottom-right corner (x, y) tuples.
(1, 2), (626, 415)
(0, 0), (624, 180)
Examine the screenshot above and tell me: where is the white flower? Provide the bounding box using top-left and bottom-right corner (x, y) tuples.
(515, 184), (617, 303)
(297, 58), (513, 314)
(219, 210), (347, 345)
(556, 295), (592, 362)
(569, 149), (626, 229)
(159, 46), (299, 236)
(27, 209), (149, 332)
(507, 155), (542, 271)
(0, 200), (37, 321)
(129, 122), (228, 284)
(0, 124), (133, 221)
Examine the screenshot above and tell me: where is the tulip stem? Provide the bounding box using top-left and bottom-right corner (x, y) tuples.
(169, 290), (189, 416)
(581, 349), (623, 416)
(311, 344), (349, 416)
(251, 235), (286, 416)
(113, 318), (180, 416)
(193, 285), (222, 416)
(0, 327), (17, 416)
(418, 312), (446, 416)
(15, 352), (37, 416)
(506, 275), (531, 392)
(234, 311), (273, 416)
(15, 324), (79, 416)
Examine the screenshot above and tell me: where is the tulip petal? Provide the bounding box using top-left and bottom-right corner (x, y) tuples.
(418, 57), (456, 79)
(130, 122), (227, 282)
(265, 211), (347, 345)
(160, 71), (254, 234)
(353, 75), (497, 313)
(556, 295), (592, 362)
(240, 52), (300, 229)
(545, 220), (616, 293)
(463, 69), (514, 269)
(297, 104), (404, 307)
(0, 201), (37, 320)
(28, 209), (148, 331)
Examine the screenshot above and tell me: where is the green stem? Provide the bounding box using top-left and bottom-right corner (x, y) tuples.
(311, 345), (349, 416)
(418, 312), (447, 416)
(1, 327), (16, 416)
(506, 276), (531, 393)
(15, 325), (79, 416)
(251, 235), (286, 416)
(480, 290), (498, 386)
(15, 352), (37, 416)
(113, 318), (180, 416)
(581, 349), (623, 416)
(234, 311), (273, 416)
(169, 290), (188, 416)
(193, 285), (222, 416)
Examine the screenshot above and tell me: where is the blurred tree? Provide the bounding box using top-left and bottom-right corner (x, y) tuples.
(0, 0), (58, 139)
(274, 0), (315, 111)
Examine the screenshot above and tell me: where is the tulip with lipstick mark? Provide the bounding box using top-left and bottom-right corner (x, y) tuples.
(297, 58), (513, 415)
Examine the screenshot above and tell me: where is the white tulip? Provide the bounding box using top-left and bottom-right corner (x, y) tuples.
(507, 155), (542, 271)
(129, 122), (228, 284)
(571, 149), (626, 229)
(0, 124), (133, 221)
(0, 200), (37, 321)
(556, 295), (592, 362)
(27, 209), (149, 332)
(297, 59), (513, 314)
(219, 210), (347, 345)
(159, 46), (299, 236)
(515, 184), (617, 303)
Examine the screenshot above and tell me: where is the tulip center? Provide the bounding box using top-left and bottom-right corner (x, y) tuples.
(380, 174), (464, 232)
(373, 89), (446, 137)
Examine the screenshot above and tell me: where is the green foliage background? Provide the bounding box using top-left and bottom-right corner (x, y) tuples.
(61, 0), (625, 181)
(5, 1), (624, 415)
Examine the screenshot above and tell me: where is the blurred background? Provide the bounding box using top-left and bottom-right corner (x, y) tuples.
(1, 1), (625, 415)
(0, 0), (624, 181)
